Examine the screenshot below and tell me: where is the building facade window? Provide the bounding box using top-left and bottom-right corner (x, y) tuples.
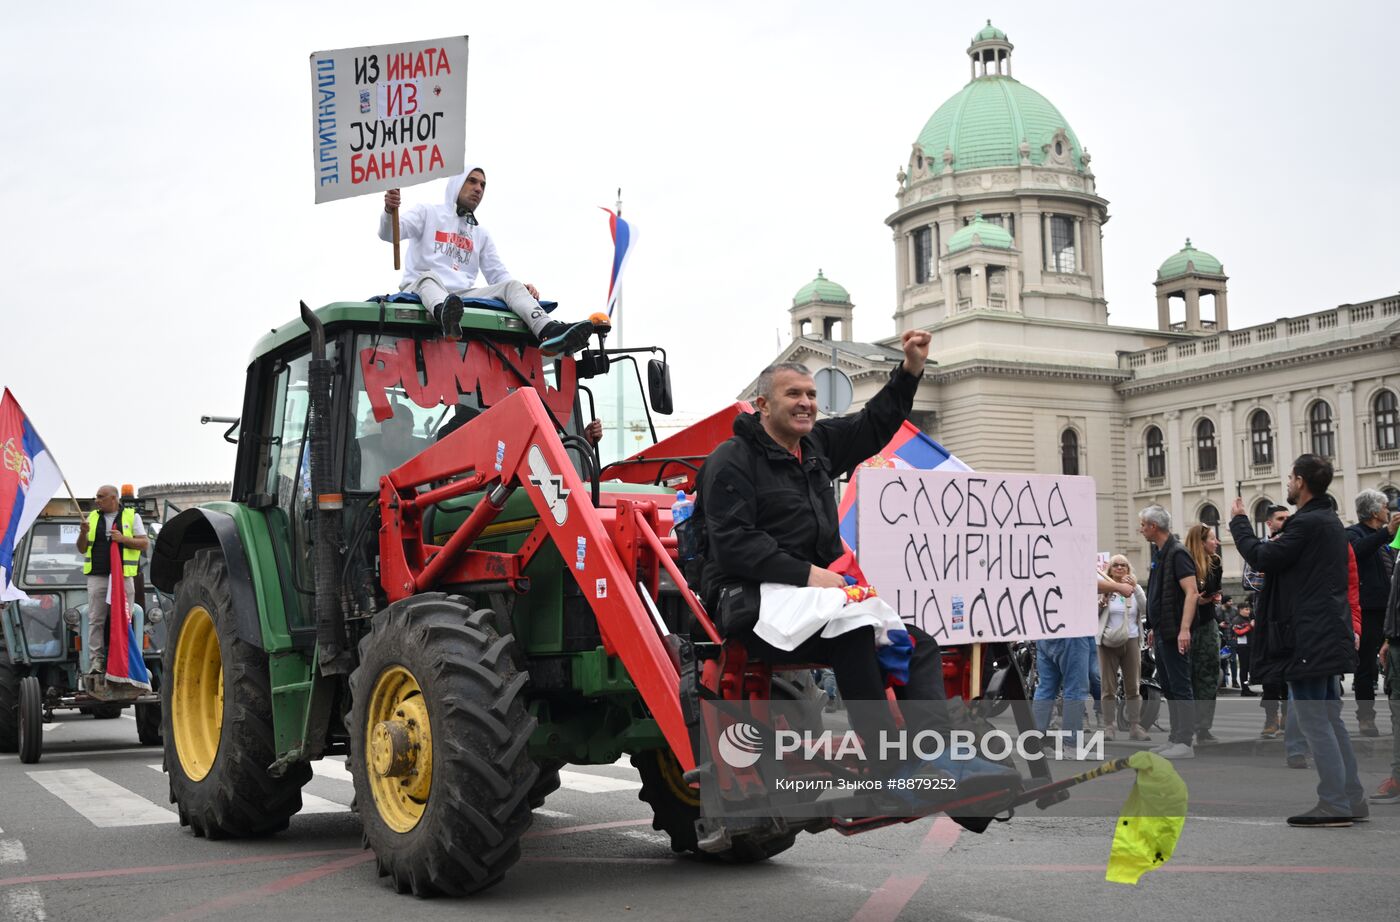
(1383, 485), (1400, 508)
(1250, 410), (1273, 466)
(1061, 429), (1079, 475)
(1252, 498), (1274, 539)
(1145, 426), (1165, 479)
(1309, 400), (1335, 459)
(1200, 503), (1220, 536)
(1375, 390), (1398, 451)
(1195, 418), (1217, 473)
(913, 226), (934, 285)
(1049, 215), (1076, 273)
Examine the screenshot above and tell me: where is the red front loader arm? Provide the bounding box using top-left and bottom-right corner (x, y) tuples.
(378, 386), (694, 769)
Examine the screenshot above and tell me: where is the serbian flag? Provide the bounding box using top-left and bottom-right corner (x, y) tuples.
(104, 536), (152, 690)
(600, 207), (635, 318)
(0, 389), (66, 601)
(837, 421), (969, 552)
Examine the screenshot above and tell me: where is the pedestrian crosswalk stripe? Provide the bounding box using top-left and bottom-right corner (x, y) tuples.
(311, 758), (354, 784)
(144, 765), (349, 815)
(26, 769), (177, 827)
(557, 770), (642, 794)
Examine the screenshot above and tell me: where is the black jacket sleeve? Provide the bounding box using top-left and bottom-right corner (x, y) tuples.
(1231, 513), (1307, 571)
(812, 364), (922, 478)
(1348, 523), (1392, 563)
(699, 441), (812, 588)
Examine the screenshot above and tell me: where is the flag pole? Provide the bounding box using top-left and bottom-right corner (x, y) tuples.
(62, 478), (83, 514)
(613, 186), (626, 462)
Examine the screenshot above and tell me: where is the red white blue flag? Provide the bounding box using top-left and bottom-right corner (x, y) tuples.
(104, 537), (152, 690)
(838, 420), (968, 552)
(0, 389), (66, 601)
(600, 207), (635, 318)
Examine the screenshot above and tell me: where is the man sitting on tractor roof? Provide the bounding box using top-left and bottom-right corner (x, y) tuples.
(380, 167), (596, 356)
(695, 332), (1018, 791)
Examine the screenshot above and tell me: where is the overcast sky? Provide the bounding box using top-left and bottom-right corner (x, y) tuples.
(4, 0), (1397, 494)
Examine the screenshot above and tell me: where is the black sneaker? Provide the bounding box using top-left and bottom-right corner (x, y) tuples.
(1350, 799), (1370, 823)
(538, 319), (596, 357)
(1287, 754), (1310, 769)
(1240, 686), (1258, 697)
(1286, 804), (1353, 828)
(435, 294), (464, 341)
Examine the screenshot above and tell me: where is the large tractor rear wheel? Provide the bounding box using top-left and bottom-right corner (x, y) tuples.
(164, 548), (309, 838)
(18, 675), (43, 764)
(350, 594), (538, 897)
(0, 651), (19, 752)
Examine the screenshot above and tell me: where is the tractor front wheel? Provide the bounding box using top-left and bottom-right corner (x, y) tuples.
(18, 675), (43, 764)
(164, 548), (309, 838)
(0, 651), (19, 752)
(350, 593), (537, 897)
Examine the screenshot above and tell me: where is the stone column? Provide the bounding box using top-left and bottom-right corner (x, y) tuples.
(972, 263), (989, 310)
(895, 230), (909, 293)
(1185, 288), (1201, 331)
(1157, 293), (1171, 330)
(1020, 203), (1043, 285)
(1274, 393), (1294, 500)
(942, 269), (956, 319)
(1165, 410), (1184, 524)
(1214, 287), (1229, 330)
(1217, 402), (1237, 497)
(1002, 212), (1015, 247)
(1042, 212), (1052, 271)
(1092, 216), (1107, 298)
(1008, 265), (1022, 313)
(1337, 383), (1357, 512)
(1072, 217), (1084, 273)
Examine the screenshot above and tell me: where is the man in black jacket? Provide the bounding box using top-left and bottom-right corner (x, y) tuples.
(696, 331), (1018, 793)
(1230, 454), (1364, 827)
(1345, 489), (1400, 735)
(1138, 505), (1199, 760)
(1370, 531), (1400, 804)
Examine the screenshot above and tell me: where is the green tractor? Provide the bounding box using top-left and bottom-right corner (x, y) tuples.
(151, 298), (763, 894)
(1, 497), (167, 763)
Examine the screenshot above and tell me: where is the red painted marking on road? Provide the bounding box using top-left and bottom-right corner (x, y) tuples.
(524, 818), (653, 838)
(849, 816), (961, 922)
(153, 851), (376, 922)
(0, 848), (360, 888)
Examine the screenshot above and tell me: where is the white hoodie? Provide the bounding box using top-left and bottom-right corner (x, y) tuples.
(377, 168), (514, 293)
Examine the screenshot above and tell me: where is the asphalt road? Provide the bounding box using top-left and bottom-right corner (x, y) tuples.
(2, 710), (1397, 922)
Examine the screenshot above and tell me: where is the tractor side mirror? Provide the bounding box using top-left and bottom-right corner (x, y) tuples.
(647, 359), (674, 415)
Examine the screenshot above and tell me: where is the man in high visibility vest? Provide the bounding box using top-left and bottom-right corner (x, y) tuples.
(74, 485), (149, 675)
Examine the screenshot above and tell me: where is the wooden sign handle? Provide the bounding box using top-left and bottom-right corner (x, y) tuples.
(969, 642), (983, 703)
(390, 204), (401, 270)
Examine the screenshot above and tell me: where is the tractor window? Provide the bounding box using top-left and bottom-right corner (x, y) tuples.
(19, 522), (86, 587)
(347, 391), (466, 492)
(585, 355), (656, 472)
(9, 593), (65, 659)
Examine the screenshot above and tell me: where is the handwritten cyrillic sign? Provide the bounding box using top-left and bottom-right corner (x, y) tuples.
(857, 469), (1098, 643)
(310, 36), (468, 203)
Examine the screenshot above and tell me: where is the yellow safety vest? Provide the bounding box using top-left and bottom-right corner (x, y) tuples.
(82, 508), (141, 577)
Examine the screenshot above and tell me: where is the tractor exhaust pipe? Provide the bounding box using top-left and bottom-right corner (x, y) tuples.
(300, 301), (353, 675)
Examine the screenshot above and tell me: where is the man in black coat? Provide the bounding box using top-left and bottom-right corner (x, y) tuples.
(695, 330), (1018, 794)
(1345, 489), (1400, 735)
(1230, 454), (1364, 827)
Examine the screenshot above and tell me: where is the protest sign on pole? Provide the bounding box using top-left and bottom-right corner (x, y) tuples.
(310, 36), (469, 267)
(856, 469), (1098, 644)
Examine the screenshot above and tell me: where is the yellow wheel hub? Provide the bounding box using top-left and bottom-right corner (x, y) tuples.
(365, 666), (433, 833)
(657, 750), (701, 808)
(171, 606), (223, 782)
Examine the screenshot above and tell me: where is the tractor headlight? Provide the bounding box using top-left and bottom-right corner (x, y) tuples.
(147, 606), (164, 625)
(63, 608), (81, 628)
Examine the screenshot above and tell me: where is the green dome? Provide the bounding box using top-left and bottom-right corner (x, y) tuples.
(1157, 239), (1224, 279)
(972, 20), (1007, 43)
(946, 213), (1014, 253)
(793, 270), (850, 305)
(917, 77), (1085, 173)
